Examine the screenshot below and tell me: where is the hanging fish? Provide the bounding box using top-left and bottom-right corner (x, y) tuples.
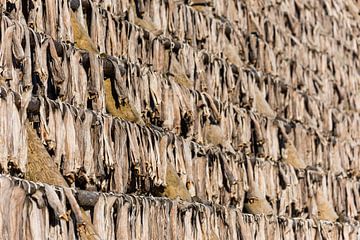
(243, 189), (273, 215)
(70, 10), (99, 54)
(278, 123), (307, 169)
(316, 191), (338, 222)
(160, 163), (192, 202)
(203, 116), (236, 155)
(104, 78), (145, 125)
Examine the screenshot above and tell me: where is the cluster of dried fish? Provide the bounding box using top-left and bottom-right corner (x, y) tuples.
(0, 174), (100, 239)
(0, 0), (359, 238)
(6, 1), (360, 137)
(1, 175), (359, 240)
(1, 5), (358, 141)
(25, 96), (360, 221)
(7, 0), (359, 107)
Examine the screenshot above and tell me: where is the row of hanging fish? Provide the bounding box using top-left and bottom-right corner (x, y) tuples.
(84, 0), (358, 60)
(1, 2), (358, 124)
(0, 174), (359, 240)
(0, 9), (360, 197)
(0, 91), (359, 232)
(30, 63), (360, 179)
(20, 94), (359, 221)
(1, 8), (359, 149)
(1, 7), (358, 169)
(3, 0), (358, 106)
(0, 4), (356, 175)
(124, 0), (359, 81)
(0, 86), (358, 223)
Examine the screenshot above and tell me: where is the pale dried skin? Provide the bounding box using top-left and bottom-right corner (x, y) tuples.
(0, 23), (15, 80)
(0, 95), (8, 170)
(28, 198), (47, 240)
(203, 120), (235, 154)
(63, 105), (79, 176)
(44, 184), (68, 220)
(117, 199), (132, 240)
(93, 195), (117, 239)
(0, 91), (26, 171)
(0, 177), (13, 238)
(316, 191), (338, 222)
(8, 186), (26, 240)
(1, 175), (357, 239)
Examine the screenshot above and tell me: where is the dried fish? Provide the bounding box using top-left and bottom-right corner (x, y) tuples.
(104, 78), (144, 125)
(70, 10), (98, 54)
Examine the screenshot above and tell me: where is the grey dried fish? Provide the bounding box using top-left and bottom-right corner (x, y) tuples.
(44, 184), (68, 221)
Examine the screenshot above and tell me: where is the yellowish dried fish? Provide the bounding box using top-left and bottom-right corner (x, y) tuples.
(282, 140), (306, 169)
(316, 191), (338, 222)
(104, 78), (144, 125)
(223, 41), (243, 67)
(70, 10), (99, 54)
(169, 55), (193, 89)
(188, 0), (213, 5)
(254, 85), (276, 118)
(278, 124), (307, 169)
(243, 189), (273, 215)
(203, 119), (236, 154)
(134, 17), (163, 37)
(161, 163), (192, 201)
